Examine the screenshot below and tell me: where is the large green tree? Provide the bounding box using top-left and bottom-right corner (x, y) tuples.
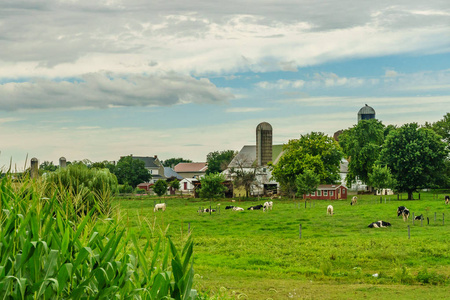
(206, 150), (237, 174)
(199, 173), (227, 201)
(379, 123), (448, 200)
(114, 155), (151, 188)
(271, 132), (343, 196)
(427, 113), (450, 146)
(339, 119), (386, 187)
(162, 157), (193, 167)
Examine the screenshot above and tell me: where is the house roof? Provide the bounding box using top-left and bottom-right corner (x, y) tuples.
(227, 144), (284, 168)
(317, 184), (346, 190)
(174, 162), (208, 173)
(164, 167), (183, 180)
(131, 156), (161, 168)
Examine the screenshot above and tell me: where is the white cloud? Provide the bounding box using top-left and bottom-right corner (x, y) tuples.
(256, 79), (305, 89)
(0, 72), (233, 111)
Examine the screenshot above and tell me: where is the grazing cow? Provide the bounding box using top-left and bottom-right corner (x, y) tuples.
(397, 206), (410, 221)
(445, 195), (449, 205)
(154, 203), (166, 212)
(198, 208), (216, 213)
(327, 205), (333, 215)
(248, 204), (264, 210)
(232, 207), (244, 211)
(397, 206), (406, 217)
(368, 220), (391, 228)
(263, 201), (273, 212)
(225, 205), (235, 210)
(351, 196), (357, 206)
(414, 214), (424, 220)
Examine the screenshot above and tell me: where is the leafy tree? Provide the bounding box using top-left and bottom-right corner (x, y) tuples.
(114, 155), (151, 188)
(233, 169), (257, 198)
(162, 157), (193, 167)
(199, 173), (227, 201)
(368, 165), (396, 194)
(206, 150), (237, 174)
(339, 119), (386, 187)
(39, 161), (57, 172)
(169, 179), (181, 194)
(153, 179), (168, 197)
(91, 160), (116, 173)
(295, 169), (320, 198)
(271, 132), (343, 196)
(378, 123), (448, 200)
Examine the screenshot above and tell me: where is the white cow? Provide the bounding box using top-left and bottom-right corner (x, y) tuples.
(263, 201), (273, 212)
(232, 207), (244, 211)
(154, 203), (166, 212)
(351, 196), (357, 205)
(327, 205), (333, 215)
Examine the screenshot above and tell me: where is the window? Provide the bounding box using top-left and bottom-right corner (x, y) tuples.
(312, 191), (316, 196)
(324, 190), (328, 196)
(330, 190), (334, 196)
(317, 190), (321, 196)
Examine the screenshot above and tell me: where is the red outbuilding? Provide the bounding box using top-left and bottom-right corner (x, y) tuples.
(304, 184), (347, 200)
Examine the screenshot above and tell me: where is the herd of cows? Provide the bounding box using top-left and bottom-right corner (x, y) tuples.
(153, 195), (450, 228)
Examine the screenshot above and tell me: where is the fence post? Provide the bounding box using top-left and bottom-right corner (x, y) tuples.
(408, 225), (410, 239)
(299, 224), (302, 239)
(188, 222), (191, 234)
(412, 213), (415, 225)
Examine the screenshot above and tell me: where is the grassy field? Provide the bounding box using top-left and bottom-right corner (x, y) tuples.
(115, 193), (450, 299)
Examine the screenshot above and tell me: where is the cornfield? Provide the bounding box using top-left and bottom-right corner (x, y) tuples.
(0, 173), (196, 299)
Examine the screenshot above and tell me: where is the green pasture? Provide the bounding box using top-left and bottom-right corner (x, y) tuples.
(115, 193), (450, 299)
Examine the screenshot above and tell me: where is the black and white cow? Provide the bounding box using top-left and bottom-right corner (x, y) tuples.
(198, 208), (216, 213)
(397, 206), (410, 221)
(225, 205), (235, 210)
(445, 195), (449, 205)
(414, 214), (424, 220)
(350, 196), (357, 205)
(248, 204), (264, 210)
(368, 220), (391, 228)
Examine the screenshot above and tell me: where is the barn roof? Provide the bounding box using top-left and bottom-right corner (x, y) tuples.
(164, 167), (183, 179)
(227, 144), (284, 168)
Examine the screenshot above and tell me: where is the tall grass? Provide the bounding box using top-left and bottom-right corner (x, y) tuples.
(0, 174), (196, 299)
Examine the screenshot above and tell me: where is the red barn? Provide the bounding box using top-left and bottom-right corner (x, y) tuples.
(304, 184), (347, 200)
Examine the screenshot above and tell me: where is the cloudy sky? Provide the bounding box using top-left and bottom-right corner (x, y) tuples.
(1, 0), (450, 169)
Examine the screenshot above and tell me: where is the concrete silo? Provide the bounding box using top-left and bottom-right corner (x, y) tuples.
(256, 122), (273, 166)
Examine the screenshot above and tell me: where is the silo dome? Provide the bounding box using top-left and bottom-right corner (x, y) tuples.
(357, 104), (376, 122)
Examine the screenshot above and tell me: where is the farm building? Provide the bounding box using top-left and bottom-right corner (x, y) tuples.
(304, 184), (347, 200)
(179, 178), (199, 194)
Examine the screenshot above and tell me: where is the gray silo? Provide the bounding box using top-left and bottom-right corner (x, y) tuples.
(357, 104), (376, 122)
(59, 157), (67, 168)
(30, 158), (39, 179)
(256, 122), (273, 166)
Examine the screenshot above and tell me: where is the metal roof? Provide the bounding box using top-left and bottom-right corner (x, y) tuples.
(358, 104), (375, 115)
